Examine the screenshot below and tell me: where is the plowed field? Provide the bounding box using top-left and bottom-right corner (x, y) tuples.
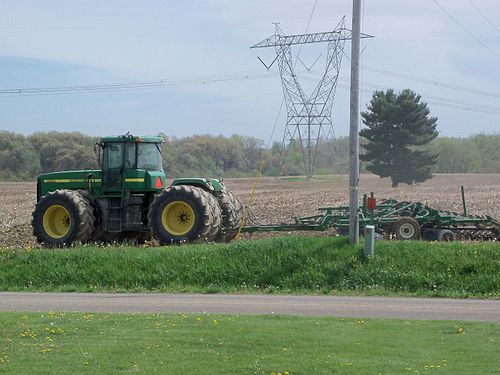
(1, 174), (499, 248)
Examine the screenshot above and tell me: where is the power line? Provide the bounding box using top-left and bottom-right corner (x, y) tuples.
(424, 99), (500, 115)
(341, 50), (500, 99)
(267, 99), (285, 149)
(352, 82), (500, 115)
(350, 82), (500, 115)
(0, 71), (279, 97)
(303, 0), (319, 42)
(432, 0), (500, 60)
(3, 57), (500, 101)
(3, 60), (500, 117)
(299, 72), (500, 115)
(0, 70), (274, 93)
(466, 0), (500, 34)
(291, 0), (319, 64)
(3, 66), (500, 115)
(342, 76), (500, 112)
(3, 65), (500, 116)
(360, 65), (500, 99)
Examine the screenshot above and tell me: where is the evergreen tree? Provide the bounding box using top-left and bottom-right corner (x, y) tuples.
(360, 89), (439, 187)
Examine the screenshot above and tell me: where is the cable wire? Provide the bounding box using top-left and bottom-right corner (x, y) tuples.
(466, 0), (500, 34)
(432, 0), (500, 60)
(4, 61), (500, 102)
(0, 71), (279, 97)
(299, 72), (500, 115)
(340, 50), (500, 100)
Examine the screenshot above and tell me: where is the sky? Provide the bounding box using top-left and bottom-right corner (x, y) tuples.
(0, 0), (499, 143)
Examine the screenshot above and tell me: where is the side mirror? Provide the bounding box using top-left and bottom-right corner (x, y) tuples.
(94, 142), (102, 167)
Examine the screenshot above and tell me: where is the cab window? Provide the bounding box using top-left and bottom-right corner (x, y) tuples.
(124, 143), (136, 168)
(104, 143), (123, 170)
(137, 143), (162, 171)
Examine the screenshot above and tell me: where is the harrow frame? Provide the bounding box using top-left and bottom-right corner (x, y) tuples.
(242, 188), (499, 241)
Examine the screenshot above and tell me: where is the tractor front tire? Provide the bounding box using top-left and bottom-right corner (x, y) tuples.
(216, 188), (243, 242)
(393, 217), (421, 240)
(148, 185), (222, 245)
(32, 189), (95, 247)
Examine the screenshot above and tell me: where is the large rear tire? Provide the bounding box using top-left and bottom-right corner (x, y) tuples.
(216, 188), (243, 242)
(32, 189), (95, 247)
(148, 185), (222, 245)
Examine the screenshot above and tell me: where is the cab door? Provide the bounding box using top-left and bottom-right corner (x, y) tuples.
(102, 142), (124, 192)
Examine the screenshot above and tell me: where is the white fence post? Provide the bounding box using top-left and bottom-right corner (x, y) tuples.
(364, 225), (375, 257)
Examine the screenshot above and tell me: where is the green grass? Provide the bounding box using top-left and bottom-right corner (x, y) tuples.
(0, 237), (499, 297)
(0, 312), (499, 375)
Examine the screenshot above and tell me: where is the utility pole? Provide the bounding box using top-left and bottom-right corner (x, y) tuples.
(349, 0), (361, 245)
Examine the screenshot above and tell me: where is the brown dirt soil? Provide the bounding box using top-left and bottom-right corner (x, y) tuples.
(1, 174), (499, 248)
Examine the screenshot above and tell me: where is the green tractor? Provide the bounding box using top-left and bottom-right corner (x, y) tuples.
(32, 134), (243, 246)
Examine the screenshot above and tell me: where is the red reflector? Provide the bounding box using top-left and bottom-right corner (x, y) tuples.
(155, 177), (162, 188)
(367, 197), (376, 210)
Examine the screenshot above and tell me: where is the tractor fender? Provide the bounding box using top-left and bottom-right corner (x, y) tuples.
(170, 178), (224, 192)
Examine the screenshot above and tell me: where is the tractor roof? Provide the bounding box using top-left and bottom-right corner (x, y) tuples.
(101, 134), (164, 143)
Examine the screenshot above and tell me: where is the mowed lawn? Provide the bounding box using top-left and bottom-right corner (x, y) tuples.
(0, 312), (499, 374)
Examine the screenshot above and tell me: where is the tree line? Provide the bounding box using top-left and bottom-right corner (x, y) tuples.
(0, 130), (498, 181)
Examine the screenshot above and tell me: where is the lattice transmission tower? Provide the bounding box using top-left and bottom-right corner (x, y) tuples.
(251, 17), (372, 179)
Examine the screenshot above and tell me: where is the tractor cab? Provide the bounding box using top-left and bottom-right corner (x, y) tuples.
(97, 134), (166, 193)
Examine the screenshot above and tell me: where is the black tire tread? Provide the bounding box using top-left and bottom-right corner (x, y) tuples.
(32, 189), (95, 246)
(422, 228), (438, 241)
(148, 185), (221, 244)
(436, 229), (456, 241)
(216, 188), (243, 242)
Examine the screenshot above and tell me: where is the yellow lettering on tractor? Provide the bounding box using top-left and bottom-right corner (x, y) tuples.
(43, 179), (102, 183)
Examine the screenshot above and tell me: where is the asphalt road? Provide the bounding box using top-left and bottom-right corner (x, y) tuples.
(1, 292), (499, 322)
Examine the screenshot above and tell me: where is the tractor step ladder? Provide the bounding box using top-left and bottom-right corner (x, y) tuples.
(108, 197), (122, 232)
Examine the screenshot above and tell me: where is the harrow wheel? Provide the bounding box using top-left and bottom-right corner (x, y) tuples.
(393, 217), (421, 240)
(436, 229), (456, 242)
(148, 185), (222, 245)
(421, 228), (437, 241)
(32, 189), (95, 247)
(422, 228), (457, 242)
(458, 229), (498, 241)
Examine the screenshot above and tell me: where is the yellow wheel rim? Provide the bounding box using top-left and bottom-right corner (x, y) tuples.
(43, 205), (71, 239)
(161, 201), (195, 236)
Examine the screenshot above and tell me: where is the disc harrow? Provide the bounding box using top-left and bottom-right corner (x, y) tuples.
(242, 188), (499, 242)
